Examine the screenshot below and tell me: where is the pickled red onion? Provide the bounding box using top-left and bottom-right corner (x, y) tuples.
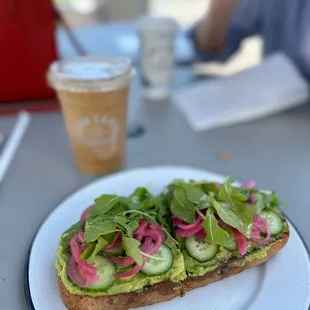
(252, 215), (271, 244)
(109, 256), (135, 266)
(143, 229), (163, 254)
(133, 220), (150, 240)
(113, 260), (145, 279)
(233, 229), (247, 256)
(77, 231), (85, 243)
(243, 180), (256, 189)
(70, 236), (97, 275)
(105, 231), (122, 250)
(248, 194), (257, 204)
(67, 258), (89, 287)
(77, 264), (100, 284)
(195, 228), (206, 239)
(149, 223), (165, 241)
(141, 236), (153, 253)
(176, 224), (204, 238)
(108, 220), (167, 278)
(218, 219), (230, 230)
(80, 245), (88, 253)
(133, 232), (144, 241)
(108, 235), (155, 267)
(133, 220), (148, 236)
(80, 205), (94, 221)
(113, 237), (156, 279)
(172, 216), (202, 231)
(172, 216), (183, 226)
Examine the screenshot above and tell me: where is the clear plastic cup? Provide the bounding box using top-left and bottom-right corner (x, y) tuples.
(47, 57), (132, 175)
(137, 16), (179, 99)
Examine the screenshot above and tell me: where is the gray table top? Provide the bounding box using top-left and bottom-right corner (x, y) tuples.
(1, 62), (310, 310)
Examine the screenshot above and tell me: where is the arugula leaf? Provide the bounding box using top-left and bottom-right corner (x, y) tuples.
(84, 218), (117, 243)
(237, 187), (259, 197)
(182, 183), (211, 210)
(81, 242), (96, 260)
(181, 183), (205, 204)
(128, 188), (172, 231)
(78, 189), (171, 246)
(88, 236), (108, 261)
(122, 237), (143, 266)
(81, 235), (110, 261)
(203, 208), (231, 246)
(254, 191), (289, 218)
(113, 215), (139, 237)
(169, 179), (186, 188)
(196, 195), (211, 210)
(61, 220), (84, 238)
(88, 195), (122, 218)
(209, 194), (253, 238)
(170, 186), (196, 223)
(199, 182), (220, 195)
(122, 210), (156, 223)
(156, 198), (173, 232)
(137, 190), (161, 214)
(129, 188), (154, 209)
(253, 191), (289, 216)
(268, 192), (290, 209)
(129, 188), (146, 209)
(254, 193), (265, 214)
(218, 177), (248, 202)
(101, 232), (117, 244)
(235, 200), (255, 226)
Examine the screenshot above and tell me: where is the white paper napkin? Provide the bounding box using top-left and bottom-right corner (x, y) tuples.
(173, 53), (310, 132)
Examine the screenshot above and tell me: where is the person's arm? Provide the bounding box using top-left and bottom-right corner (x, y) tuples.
(195, 0), (240, 53)
(188, 0), (262, 62)
(299, 0), (310, 80)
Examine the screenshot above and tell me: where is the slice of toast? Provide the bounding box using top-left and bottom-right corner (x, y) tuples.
(58, 278), (183, 310)
(183, 230), (289, 292)
(58, 231), (289, 310)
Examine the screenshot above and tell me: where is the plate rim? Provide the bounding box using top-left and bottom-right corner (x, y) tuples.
(24, 166), (310, 310)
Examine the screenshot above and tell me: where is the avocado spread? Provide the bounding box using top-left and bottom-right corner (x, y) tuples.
(56, 224), (186, 296)
(183, 246), (269, 276)
(184, 224), (289, 276)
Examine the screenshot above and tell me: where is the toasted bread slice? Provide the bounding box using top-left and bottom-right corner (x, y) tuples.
(58, 231), (288, 310)
(58, 278), (182, 310)
(183, 230), (289, 292)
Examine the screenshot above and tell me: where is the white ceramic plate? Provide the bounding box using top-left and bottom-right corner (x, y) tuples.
(27, 166), (310, 310)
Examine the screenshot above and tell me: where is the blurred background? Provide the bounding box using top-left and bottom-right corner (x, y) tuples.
(1, 1), (310, 309)
(54, 0), (262, 75)
(54, 0), (206, 26)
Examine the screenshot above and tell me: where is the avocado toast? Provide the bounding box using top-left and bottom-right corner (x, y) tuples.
(162, 178), (289, 292)
(56, 178), (289, 310)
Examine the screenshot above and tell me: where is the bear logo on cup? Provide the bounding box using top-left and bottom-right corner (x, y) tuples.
(76, 114), (119, 159)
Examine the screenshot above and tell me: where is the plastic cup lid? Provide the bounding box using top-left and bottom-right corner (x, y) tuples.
(136, 16), (179, 32)
(47, 57), (132, 92)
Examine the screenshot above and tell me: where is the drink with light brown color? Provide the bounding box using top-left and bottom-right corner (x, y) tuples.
(47, 57), (132, 175)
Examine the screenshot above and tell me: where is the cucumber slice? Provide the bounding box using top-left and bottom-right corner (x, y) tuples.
(88, 256), (116, 290)
(185, 236), (219, 263)
(141, 244), (174, 276)
(105, 245), (124, 256)
(259, 211), (284, 236)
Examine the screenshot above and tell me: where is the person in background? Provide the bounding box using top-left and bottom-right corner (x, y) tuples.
(189, 0), (310, 80)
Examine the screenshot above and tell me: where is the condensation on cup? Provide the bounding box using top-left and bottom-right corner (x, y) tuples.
(137, 16), (179, 100)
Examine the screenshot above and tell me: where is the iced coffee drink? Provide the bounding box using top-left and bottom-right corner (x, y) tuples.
(47, 57), (132, 175)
